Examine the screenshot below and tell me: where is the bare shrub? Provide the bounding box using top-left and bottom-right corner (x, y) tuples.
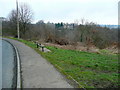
(55, 38), (69, 45)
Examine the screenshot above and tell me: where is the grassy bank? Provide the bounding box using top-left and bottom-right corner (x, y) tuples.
(8, 37), (119, 88)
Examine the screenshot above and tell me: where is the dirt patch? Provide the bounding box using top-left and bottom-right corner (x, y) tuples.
(105, 45), (118, 54)
(44, 42), (100, 53)
(43, 42), (118, 54)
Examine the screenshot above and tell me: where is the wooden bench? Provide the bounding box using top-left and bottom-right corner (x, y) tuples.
(35, 41), (44, 52)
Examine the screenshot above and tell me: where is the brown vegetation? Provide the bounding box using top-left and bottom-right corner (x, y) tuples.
(2, 4), (118, 51)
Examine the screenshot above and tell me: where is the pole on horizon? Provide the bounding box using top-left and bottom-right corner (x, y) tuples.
(16, 0), (20, 39)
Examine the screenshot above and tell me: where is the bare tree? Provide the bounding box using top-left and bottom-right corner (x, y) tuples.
(8, 3), (33, 38)
(8, 10), (18, 37)
(81, 18), (85, 25)
(19, 3), (33, 38)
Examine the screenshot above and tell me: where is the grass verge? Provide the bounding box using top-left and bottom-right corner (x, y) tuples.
(8, 37), (119, 88)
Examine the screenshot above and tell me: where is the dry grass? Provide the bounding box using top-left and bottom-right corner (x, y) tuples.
(44, 42), (99, 53)
(44, 42), (118, 54)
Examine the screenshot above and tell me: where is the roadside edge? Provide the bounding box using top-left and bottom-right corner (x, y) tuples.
(3, 39), (22, 89)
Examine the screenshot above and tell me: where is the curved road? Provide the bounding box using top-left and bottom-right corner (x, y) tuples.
(2, 40), (17, 88)
(4, 38), (73, 88)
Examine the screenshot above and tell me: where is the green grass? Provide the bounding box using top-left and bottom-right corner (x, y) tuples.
(8, 37), (119, 88)
(99, 49), (117, 55)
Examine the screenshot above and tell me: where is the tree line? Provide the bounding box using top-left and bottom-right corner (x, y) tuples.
(2, 3), (118, 49)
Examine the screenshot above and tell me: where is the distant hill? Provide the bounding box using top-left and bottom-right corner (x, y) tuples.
(0, 17), (7, 21)
(100, 25), (118, 29)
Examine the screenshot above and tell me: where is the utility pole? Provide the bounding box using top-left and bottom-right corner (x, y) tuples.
(16, 0), (20, 39)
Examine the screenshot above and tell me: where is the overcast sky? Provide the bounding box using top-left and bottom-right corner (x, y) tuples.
(0, 0), (119, 24)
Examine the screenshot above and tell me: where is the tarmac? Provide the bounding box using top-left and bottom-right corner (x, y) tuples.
(4, 38), (73, 88)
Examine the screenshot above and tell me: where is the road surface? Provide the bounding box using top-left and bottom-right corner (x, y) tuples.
(4, 38), (73, 88)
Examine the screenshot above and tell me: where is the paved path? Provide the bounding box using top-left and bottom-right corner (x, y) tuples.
(4, 38), (73, 88)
